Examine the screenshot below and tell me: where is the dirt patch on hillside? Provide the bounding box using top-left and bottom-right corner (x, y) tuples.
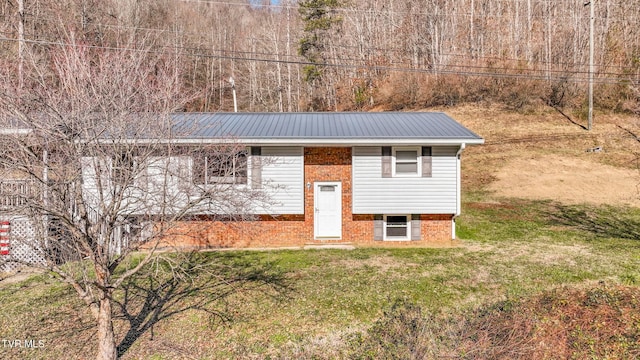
(489, 154), (640, 207)
(0, 267), (43, 287)
(439, 104), (640, 207)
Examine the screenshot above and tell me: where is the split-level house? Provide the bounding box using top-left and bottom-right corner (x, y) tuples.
(138, 112), (484, 248)
(1, 112), (483, 260)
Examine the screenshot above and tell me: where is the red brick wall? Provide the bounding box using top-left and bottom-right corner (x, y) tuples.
(421, 214), (453, 242)
(165, 147), (453, 248)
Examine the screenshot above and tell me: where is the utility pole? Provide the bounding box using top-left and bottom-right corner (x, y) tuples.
(587, 1), (595, 130)
(229, 77), (238, 112)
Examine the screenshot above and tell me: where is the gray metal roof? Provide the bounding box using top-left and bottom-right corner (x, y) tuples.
(170, 112), (483, 145)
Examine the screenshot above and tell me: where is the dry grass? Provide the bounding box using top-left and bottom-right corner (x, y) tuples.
(454, 283), (640, 359)
(489, 154), (640, 207)
(444, 104), (640, 205)
(2, 104), (640, 359)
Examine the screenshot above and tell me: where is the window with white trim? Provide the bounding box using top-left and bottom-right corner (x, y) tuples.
(112, 152), (135, 185)
(382, 146), (432, 178)
(193, 149), (248, 185)
(392, 147), (420, 176)
(384, 215), (411, 240)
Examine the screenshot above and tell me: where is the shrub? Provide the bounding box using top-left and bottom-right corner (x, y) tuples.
(346, 299), (455, 359)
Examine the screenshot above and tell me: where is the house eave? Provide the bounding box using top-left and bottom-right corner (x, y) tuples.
(0, 128), (33, 135)
(119, 137), (485, 147)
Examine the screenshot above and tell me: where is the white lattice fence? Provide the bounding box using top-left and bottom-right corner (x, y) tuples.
(0, 216), (45, 272)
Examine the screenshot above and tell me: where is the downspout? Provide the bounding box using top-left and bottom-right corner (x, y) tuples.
(452, 143), (465, 239)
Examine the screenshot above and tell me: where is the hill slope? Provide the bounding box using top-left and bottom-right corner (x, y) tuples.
(1, 105), (639, 359)
(449, 105), (640, 207)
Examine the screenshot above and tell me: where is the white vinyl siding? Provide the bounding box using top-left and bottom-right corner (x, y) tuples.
(253, 147), (304, 214)
(81, 156), (113, 211)
(145, 156), (194, 212)
(81, 157), (161, 215)
(81, 148), (304, 216)
(352, 146), (459, 214)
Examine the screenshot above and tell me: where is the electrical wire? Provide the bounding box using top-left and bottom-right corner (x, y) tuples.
(3, 1), (640, 85)
(2, 21), (638, 78)
(1, 35), (636, 85)
(5, 4), (639, 74)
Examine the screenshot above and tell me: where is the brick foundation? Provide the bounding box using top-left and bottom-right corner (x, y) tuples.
(163, 147), (454, 248)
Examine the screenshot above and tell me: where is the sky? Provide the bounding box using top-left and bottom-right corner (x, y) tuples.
(249, 0), (281, 6)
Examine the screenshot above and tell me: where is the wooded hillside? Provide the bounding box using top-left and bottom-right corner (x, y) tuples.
(2, 0), (639, 114)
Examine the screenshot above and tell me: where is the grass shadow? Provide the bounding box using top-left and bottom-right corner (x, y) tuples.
(113, 251), (291, 358)
(549, 104), (588, 130)
(617, 125), (640, 143)
(546, 204), (640, 240)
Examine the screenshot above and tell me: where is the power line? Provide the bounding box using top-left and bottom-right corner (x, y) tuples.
(12, 0), (640, 23)
(173, 0), (640, 21)
(0, 37), (622, 84)
(9, 25), (635, 73)
(1, 36), (636, 86)
(6, 7), (639, 74)
(5, 17), (639, 76)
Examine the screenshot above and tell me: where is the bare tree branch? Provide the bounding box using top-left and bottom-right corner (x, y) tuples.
(0, 32), (271, 360)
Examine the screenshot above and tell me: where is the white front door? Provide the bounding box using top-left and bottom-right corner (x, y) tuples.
(314, 182), (342, 239)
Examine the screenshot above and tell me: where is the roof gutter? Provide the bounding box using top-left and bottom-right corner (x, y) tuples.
(0, 128), (32, 135)
(95, 137), (485, 147)
(234, 138), (485, 146)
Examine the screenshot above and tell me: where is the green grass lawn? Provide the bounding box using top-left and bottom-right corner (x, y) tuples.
(1, 197), (640, 359)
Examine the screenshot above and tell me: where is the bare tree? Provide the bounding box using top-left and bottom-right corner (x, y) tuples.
(0, 35), (268, 360)
(4, 0), (640, 112)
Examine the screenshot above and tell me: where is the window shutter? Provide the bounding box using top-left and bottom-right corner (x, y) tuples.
(373, 214), (383, 240)
(251, 147), (262, 189)
(381, 147), (392, 178)
(422, 146), (432, 178)
(411, 214), (421, 240)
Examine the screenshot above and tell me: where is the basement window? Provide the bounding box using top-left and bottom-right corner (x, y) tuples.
(384, 215), (411, 240)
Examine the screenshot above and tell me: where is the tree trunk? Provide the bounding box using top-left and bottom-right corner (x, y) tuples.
(96, 296), (117, 360)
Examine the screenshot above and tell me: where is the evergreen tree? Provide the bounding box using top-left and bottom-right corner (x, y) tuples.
(298, 0), (343, 110)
